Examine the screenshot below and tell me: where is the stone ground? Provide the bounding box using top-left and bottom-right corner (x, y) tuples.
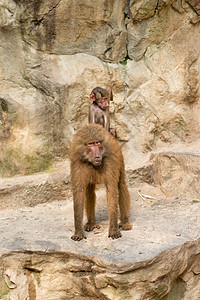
(0, 183), (200, 264)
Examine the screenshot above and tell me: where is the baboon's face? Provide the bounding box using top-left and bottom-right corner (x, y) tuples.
(85, 141), (104, 166)
(96, 94), (109, 110)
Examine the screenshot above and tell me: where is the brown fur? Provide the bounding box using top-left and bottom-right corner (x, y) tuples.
(70, 123), (132, 241)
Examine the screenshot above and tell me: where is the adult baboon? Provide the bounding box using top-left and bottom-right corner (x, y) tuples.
(70, 123), (132, 241)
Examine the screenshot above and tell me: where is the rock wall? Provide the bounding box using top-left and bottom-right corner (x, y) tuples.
(1, 2), (200, 299)
(0, 0), (200, 177)
(0, 242), (200, 300)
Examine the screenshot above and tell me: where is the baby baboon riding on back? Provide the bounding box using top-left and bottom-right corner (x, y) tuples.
(70, 123), (132, 241)
(89, 85), (116, 137)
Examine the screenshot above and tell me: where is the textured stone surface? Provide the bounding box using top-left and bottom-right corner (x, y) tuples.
(0, 193), (200, 262)
(16, 0), (127, 62)
(0, 192), (199, 299)
(1, 0), (200, 177)
(1, 0), (200, 298)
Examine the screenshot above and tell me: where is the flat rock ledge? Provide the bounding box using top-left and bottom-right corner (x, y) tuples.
(0, 197), (199, 300)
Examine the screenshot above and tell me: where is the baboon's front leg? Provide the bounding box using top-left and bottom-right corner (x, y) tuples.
(84, 183), (100, 231)
(71, 187), (86, 241)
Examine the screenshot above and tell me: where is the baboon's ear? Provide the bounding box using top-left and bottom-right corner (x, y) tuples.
(90, 93), (96, 102)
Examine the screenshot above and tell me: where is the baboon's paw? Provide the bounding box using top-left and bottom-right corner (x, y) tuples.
(120, 221), (132, 231)
(84, 223), (101, 232)
(71, 233), (86, 241)
(108, 230), (122, 239)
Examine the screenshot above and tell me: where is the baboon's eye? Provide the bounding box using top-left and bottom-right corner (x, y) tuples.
(87, 141), (101, 147)
(94, 141), (101, 146)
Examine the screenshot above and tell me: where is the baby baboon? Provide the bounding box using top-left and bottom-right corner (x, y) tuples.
(70, 123), (132, 241)
(89, 86), (116, 137)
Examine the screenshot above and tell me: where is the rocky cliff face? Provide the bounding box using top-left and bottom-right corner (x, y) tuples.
(1, 1), (200, 299)
(0, 0), (200, 178)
